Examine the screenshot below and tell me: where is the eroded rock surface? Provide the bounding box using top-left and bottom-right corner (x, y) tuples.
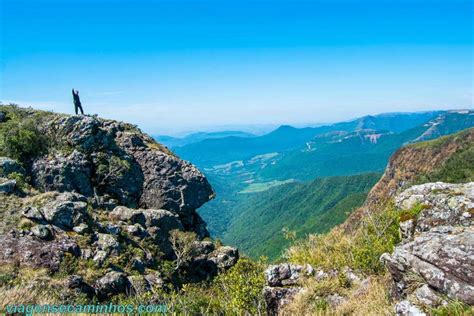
(382, 182), (474, 313)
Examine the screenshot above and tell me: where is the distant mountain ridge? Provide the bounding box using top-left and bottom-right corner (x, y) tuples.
(156, 130), (255, 148)
(173, 111), (445, 167)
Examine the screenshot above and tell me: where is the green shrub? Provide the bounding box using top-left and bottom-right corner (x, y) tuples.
(352, 206), (400, 273)
(0, 109), (49, 163)
(140, 257), (267, 315)
(214, 257), (266, 314)
(6, 172), (29, 191)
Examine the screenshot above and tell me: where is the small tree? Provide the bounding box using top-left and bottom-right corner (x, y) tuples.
(169, 229), (197, 270)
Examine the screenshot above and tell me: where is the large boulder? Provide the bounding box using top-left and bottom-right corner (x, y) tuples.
(95, 271), (131, 300)
(0, 157), (25, 177)
(114, 129), (214, 227)
(382, 226), (474, 305)
(39, 192), (89, 230)
(265, 263), (313, 287)
(0, 178), (16, 194)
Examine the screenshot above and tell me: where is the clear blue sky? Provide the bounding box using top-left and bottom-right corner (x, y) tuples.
(0, 0), (472, 135)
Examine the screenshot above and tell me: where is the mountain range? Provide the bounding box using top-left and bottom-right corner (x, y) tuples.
(159, 109), (474, 258)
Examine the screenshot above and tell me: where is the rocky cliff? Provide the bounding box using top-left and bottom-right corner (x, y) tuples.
(382, 182), (473, 314)
(345, 127), (474, 231)
(265, 127), (473, 315)
(0, 105), (238, 303)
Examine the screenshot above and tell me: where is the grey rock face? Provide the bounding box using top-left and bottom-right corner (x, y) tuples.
(262, 263), (315, 315)
(40, 192), (89, 229)
(383, 182), (474, 310)
(32, 150), (93, 196)
(0, 157), (25, 177)
(35, 114), (214, 236)
(395, 182), (473, 231)
(412, 284), (444, 307)
(382, 226), (474, 305)
(22, 206), (45, 222)
(109, 206), (183, 257)
(0, 111), (5, 122)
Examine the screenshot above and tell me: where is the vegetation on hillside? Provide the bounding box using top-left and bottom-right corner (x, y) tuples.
(223, 173), (381, 260)
(0, 105), (51, 164)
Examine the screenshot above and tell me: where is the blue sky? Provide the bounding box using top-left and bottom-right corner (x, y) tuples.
(0, 0), (472, 135)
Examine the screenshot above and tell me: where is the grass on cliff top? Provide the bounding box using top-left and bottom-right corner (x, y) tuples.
(285, 201), (401, 274)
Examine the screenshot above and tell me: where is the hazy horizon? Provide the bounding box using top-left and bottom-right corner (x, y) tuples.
(1, 0), (472, 135)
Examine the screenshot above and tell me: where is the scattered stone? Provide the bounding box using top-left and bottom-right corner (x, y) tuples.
(326, 293), (347, 309)
(93, 250), (108, 266)
(95, 233), (120, 255)
(128, 275), (151, 295)
(73, 223), (89, 234)
(263, 286), (303, 316)
(95, 271), (130, 299)
(131, 257), (146, 272)
(265, 263), (313, 287)
(66, 275), (95, 298)
(31, 224), (52, 240)
(0, 232), (79, 272)
(395, 300), (426, 316)
(81, 248), (93, 260)
(0, 178), (16, 194)
(144, 272), (164, 291)
(104, 223), (120, 235)
(209, 246), (239, 270)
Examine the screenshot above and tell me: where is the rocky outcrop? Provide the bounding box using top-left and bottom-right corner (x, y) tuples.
(381, 182), (474, 313)
(32, 114), (214, 234)
(0, 106), (238, 302)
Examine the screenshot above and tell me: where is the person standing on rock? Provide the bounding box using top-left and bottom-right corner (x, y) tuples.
(72, 89), (84, 115)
